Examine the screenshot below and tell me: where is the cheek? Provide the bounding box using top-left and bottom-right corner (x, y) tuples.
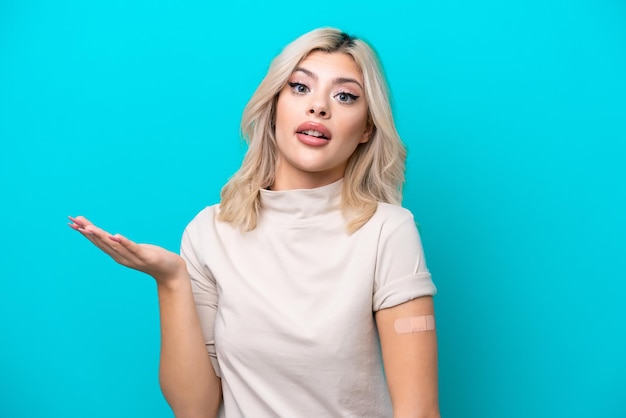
(341, 111), (369, 140)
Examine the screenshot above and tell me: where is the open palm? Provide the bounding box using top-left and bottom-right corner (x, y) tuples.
(68, 215), (186, 283)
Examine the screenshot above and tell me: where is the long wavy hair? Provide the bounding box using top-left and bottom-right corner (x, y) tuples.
(218, 27), (407, 233)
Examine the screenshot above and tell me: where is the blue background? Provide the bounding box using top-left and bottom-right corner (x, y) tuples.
(1, 0), (624, 417)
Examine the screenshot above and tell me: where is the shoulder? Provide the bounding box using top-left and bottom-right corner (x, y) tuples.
(183, 204), (222, 236)
(357, 202), (423, 249)
(369, 202), (417, 230)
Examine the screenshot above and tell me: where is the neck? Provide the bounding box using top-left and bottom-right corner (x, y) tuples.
(271, 175), (344, 191)
(272, 164), (346, 191)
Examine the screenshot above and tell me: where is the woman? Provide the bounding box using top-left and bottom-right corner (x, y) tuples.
(69, 28), (439, 418)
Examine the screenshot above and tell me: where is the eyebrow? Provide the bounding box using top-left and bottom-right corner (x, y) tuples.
(293, 67), (364, 91)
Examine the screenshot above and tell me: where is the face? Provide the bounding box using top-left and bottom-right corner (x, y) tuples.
(272, 51), (371, 190)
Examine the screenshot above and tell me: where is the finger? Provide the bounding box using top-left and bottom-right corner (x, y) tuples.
(68, 215), (90, 227)
(108, 233), (141, 257)
(78, 225), (125, 258)
(68, 216), (83, 230)
(82, 223), (110, 237)
(70, 220), (140, 269)
(77, 227), (95, 236)
(100, 234), (138, 267)
(109, 233), (131, 246)
(107, 234), (156, 271)
(77, 226), (110, 249)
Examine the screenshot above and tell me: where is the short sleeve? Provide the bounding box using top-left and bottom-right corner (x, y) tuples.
(372, 210), (436, 311)
(180, 219), (221, 377)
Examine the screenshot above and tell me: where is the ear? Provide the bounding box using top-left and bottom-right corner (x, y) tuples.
(359, 119), (375, 144)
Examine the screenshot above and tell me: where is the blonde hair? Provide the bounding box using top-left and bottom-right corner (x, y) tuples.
(218, 27), (407, 233)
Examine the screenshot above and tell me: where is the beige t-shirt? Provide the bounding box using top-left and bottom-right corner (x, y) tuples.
(180, 179), (436, 417)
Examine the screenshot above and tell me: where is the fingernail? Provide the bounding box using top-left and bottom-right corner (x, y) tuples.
(109, 235), (121, 242)
(78, 228), (94, 235)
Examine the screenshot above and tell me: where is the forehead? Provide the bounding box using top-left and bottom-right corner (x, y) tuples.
(295, 51), (363, 83)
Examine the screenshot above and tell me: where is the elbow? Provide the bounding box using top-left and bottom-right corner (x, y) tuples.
(160, 383), (221, 418)
(393, 405), (441, 418)
(395, 413), (440, 418)
(169, 407), (218, 418)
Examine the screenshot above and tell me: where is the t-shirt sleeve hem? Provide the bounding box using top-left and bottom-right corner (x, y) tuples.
(373, 272), (437, 311)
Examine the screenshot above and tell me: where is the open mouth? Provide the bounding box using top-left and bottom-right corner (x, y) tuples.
(297, 129), (330, 140)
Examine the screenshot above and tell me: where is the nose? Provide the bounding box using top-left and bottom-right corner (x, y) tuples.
(307, 95), (330, 119)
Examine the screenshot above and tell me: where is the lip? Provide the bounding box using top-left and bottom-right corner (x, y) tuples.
(295, 121), (332, 141)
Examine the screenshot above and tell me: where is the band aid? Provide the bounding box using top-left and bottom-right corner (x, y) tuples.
(394, 315), (435, 334)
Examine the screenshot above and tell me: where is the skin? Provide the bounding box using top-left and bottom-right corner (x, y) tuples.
(68, 52), (439, 418)
(272, 51), (371, 190)
(68, 216), (221, 418)
(377, 297), (440, 418)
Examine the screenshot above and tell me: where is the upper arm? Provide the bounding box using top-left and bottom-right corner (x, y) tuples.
(372, 209), (435, 311)
(370, 208), (439, 416)
(376, 296), (439, 418)
(180, 219), (222, 377)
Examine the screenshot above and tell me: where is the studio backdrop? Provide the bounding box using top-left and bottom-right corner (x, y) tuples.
(1, 1), (624, 417)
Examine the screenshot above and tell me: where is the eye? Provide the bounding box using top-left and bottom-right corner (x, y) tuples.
(335, 91), (359, 104)
(288, 82), (309, 95)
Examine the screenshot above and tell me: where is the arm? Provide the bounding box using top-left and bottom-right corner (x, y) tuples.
(68, 216), (221, 418)
(157, 275), (222, 418)
(376, 296), (440, 418)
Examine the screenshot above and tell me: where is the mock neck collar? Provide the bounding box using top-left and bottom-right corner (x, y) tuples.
(259, 179), (343, 222)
